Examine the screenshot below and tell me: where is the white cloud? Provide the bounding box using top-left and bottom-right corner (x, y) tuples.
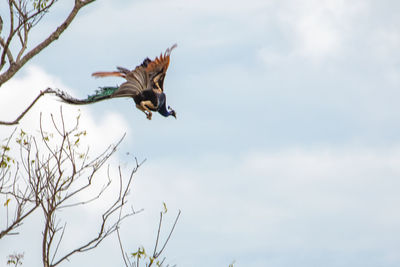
(369, 28), (400, 85)
(271, 0), (368, 62)
(69, 0), (273, 52)
(125, 146), (400, 266)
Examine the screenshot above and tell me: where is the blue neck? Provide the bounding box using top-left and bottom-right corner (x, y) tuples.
(158, 102), (173, 117)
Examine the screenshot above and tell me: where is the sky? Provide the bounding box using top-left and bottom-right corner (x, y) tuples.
(1, 0), (400, 266)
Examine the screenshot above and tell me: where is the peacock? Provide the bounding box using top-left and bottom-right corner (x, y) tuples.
(54, 44), (177, 120)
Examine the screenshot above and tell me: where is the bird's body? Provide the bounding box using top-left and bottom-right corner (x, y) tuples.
(55, 44), (177, 120)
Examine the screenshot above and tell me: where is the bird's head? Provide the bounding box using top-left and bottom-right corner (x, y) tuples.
(168, 106), (177, 119)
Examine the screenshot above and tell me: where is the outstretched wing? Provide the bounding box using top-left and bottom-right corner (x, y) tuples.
(145, 44), (177, 91)
(91, 44), (177, 97)
(92, 65), (150, 98)
(114, 65), (150, 98)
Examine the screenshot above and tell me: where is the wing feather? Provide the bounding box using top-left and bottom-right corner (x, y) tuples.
(112, 66), (149, 98)
(92, 71), (125, 78)
(145, 44), (177, 91)
(91, 44), (176, 98)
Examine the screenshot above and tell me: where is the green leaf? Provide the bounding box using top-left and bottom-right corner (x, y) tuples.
(162, 202), (168, 214)
(4, 198), (10, 207)
(1, 160), (8, 168)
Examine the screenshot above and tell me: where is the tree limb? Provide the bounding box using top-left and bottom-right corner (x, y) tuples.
(0, 16), (3, 35)
(0, 37), (15, 65)
(0, 0), (97, 87)
(0, 87), (55, 125)
(0, 0), (16, 70)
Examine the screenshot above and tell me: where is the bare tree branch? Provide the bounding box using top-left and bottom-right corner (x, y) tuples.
(0, 201), (38, 238)
(13, 110), (143, 267)
(0, 128), (41, 239)
(152, 210), (181, 262)
(118, 207), (181, 267)
(1, 107), (155, 266)
(0, 88), (55, 125)
(0, 0), (97, 86)
(0, 37), (15, 65)
(0, 16), (3, 35)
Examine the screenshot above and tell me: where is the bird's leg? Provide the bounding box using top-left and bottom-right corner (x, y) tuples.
(135, 104), (151, 119)
(136, 101), (154, 120)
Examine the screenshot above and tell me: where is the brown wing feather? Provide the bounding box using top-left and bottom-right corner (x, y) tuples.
(112, 66), (150, 97)
(90, 44), (176, 98)
(92, 71), (126, 78)
(145, 44), (177, 91)
(91, 66), (149, 98)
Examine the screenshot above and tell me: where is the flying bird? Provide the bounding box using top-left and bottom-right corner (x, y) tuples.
(54, 44), (177, 120)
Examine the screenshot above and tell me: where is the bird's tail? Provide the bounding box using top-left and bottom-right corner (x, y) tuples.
(51, 86), (120, 105)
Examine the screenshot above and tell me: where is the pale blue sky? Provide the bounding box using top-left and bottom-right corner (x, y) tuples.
(1, 0), (400, 266)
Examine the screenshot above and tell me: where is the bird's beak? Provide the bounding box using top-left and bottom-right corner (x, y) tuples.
(168, 106), (177, 119)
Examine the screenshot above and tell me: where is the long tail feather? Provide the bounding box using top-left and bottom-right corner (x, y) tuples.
(92, 71), (125, 78)
(51, 87), (119, 105)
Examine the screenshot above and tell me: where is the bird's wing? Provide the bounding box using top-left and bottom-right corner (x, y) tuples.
(90, 44), (177, 97)
(113, 65), (150, 97)
(145, 44), (177, 91)
(92, 65), (150, 98)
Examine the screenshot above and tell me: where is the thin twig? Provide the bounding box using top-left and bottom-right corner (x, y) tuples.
(0, 88), (55, 125)
(0, 0), (97, 86)
(156, 210), (181, 258)
(153, 212), (163, 257)
(51, 222), (67, 265)
(117, 226), (130, 267)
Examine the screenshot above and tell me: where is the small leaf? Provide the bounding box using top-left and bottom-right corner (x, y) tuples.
(162, 202), (168, 214)
(4, 198), (10, 207)
(1, 161), (7, 168)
